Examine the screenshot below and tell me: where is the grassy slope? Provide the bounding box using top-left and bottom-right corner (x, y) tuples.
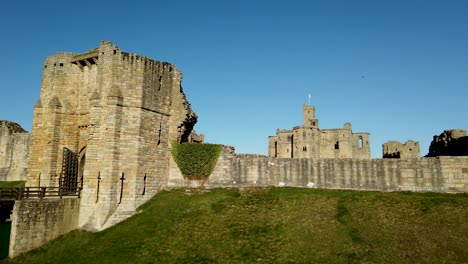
(5, 188), (468, 264)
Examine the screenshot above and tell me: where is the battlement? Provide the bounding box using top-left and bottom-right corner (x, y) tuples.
(71, 49), (99, 67)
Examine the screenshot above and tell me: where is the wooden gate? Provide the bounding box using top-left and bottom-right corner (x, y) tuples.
(60, 147), (78, 195)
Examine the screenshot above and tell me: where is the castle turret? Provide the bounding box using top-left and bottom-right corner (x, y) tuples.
(303, 104), (318, 128)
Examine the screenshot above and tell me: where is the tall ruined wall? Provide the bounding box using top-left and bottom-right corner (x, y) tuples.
(9, 198), (80, 258)
(28, 41), (197, 231)
(427, 129), (468, 157)
(352, 133), (370, 158)
(383, 140), (420, 159)
(169, 146), (468, 193)
(319, 128), (354, 158)
(0, 121), (30, 181)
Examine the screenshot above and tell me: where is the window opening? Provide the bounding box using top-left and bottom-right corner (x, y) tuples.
(274, 141), (278, 158)
(335, 141), (339, 150)
(358, 137), (363, 148)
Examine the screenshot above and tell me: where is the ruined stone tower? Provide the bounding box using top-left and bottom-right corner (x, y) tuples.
(27, 41), (197, 230)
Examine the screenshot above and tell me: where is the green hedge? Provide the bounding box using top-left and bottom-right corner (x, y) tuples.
(171, 142), (223, 180)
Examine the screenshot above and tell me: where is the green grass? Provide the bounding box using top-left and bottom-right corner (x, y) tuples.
(0, 181), (25, 188)
(5, 188), (468, 263)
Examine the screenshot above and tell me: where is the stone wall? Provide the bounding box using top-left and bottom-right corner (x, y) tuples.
(169, 146), (468, 193)
(9, 198), (80, 258)
(0, 121), (30, 181)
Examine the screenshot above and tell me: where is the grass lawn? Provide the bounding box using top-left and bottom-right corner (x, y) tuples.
(5, 187), (468, 263)
(0, 181), (25, 188)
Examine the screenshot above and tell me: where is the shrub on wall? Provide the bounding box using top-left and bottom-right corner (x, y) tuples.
(171, 142), (222, 181)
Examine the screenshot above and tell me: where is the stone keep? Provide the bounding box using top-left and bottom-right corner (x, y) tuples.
(27, 41), (197, 230)
(268, 105), (370, 159)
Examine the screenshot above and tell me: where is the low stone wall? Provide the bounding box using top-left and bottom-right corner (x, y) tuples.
(9, 198), (80, 258)
(169, 147), (468, 193)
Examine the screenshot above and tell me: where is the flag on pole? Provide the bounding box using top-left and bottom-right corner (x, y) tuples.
(308, 93), (312, 105)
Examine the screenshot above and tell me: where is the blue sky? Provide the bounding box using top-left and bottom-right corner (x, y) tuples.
(1, 0), (467, 157)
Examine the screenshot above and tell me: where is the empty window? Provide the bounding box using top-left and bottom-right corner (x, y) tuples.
(158, 76), (162, 90)
(358, 137), (363, 148)
(303, 146), (307, 152)
(335, 141), (339, 150)
(312, 121), (316, 126)
(59, 63), (64, 67)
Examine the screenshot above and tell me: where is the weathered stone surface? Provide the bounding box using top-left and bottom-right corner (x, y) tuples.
(0, 121), (27, 134)
(0, 121), (30, 181)
(9, 198), (80, 258)
(268, 105), (370, 159)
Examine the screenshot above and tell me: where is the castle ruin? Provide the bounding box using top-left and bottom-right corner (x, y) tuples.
(382, 140), (420, 159)
(427, 129), (468, 157)
(268, 105), (370, 159)
(27, 41), (197, 231)
(0, 42), (467, 258)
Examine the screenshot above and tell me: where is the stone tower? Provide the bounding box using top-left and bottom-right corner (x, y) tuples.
(302, 104), (318, 128)
(27, 41), (197, 230)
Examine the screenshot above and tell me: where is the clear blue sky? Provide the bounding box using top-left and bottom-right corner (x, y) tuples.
(1, 0), (467, 157)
